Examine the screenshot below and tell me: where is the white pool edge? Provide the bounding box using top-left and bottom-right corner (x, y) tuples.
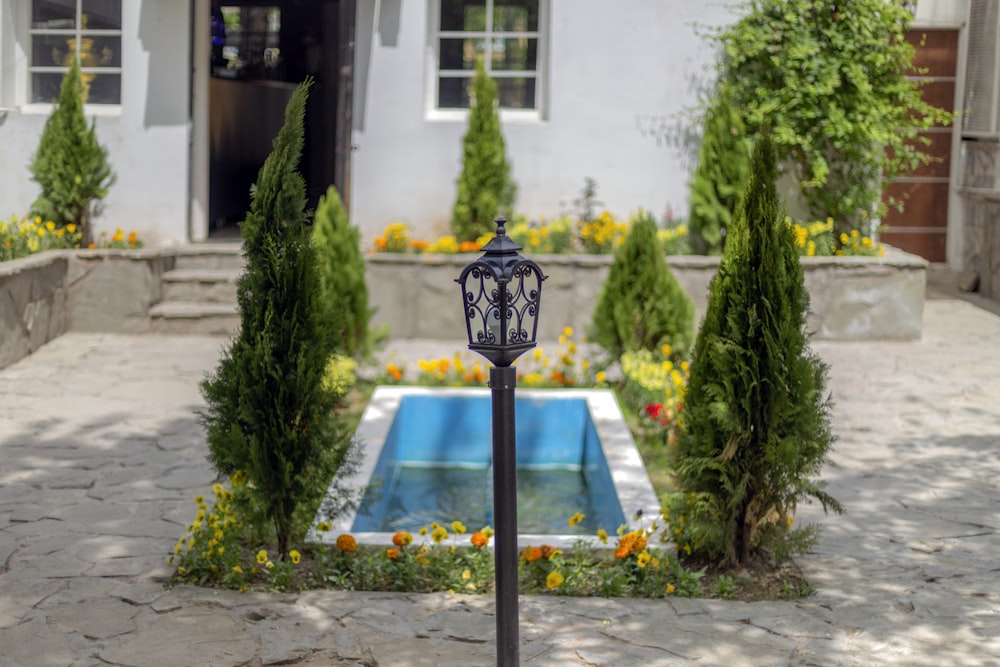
(308, 386), (664, 551)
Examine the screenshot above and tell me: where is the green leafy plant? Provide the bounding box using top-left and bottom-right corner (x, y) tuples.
(312, 185), (373, 358)
(29, 58), (115, 248)
(451, 58), (517, 241)
(591, 210), (695, 360)
(671, 130), (843, 568)
(199, 79), (358, 558)
(716, 0), (952, 233)
(687, 83), (749, 255)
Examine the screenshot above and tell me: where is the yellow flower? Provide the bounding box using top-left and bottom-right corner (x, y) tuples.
(316, 521), (332, 532)
(37, 228), (45, 237)
(66, 223), (77, 234)
(481, 526), (495, 538)
(431, 526), (448, 543)
(194, 495), (205, 506)
(212, 483), (224, 496)
(289, 550), (301, 564)
(256, 550), (268, 564)
(265, 561), (274, 569)
(232, 565), (243, 574)
(545, 571), (564, 589)
(177, 566), (186, 576)
(562, 326), (574, 338)
(596, 529), (608, 544)
(568, 512), (585, 527)
(636, 551), (652, 568)
(451, 521), (467, 535)
(461, 568), (472, 580)
(666, 583), (676, 594)
(595, 371), (607, 384)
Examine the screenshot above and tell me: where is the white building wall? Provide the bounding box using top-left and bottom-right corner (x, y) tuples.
(0, 1), (192, 246)
(351, 0), (735, 241)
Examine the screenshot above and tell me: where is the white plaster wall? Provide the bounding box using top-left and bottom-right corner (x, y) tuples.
(0, 1), (192, 246)
(914, 0), (968, 26)
(351, 0), (735, 242)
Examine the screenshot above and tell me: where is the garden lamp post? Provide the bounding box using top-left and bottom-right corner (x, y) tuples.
(456, 217), (545, 667)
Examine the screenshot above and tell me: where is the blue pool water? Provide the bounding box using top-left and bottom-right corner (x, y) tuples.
(351, 395), (627, 534)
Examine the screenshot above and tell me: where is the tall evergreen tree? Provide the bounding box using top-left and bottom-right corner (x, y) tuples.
(591, 211), (694, 359)
(312, 185), (371, 358)
(29, 57), (115, 247)
(687, 84), (749, 255)
(200, 80), (352, 558)
(672, 130), (842, 568)
(451, 58), (517, 241)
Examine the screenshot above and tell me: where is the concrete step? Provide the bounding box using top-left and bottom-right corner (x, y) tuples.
(171, 244), (245, 271)
(149, 301), (239, 335)
(161, 268), (240, 304)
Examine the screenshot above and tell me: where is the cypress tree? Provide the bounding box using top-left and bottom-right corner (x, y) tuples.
(451, 58), (517, 241)
(200, 80), (352, 558)
(29, 57), (115, 247)
(591, 211), (695, 359)
(312, 185), (371, 358)
(687, 84), (749, 255)
(672, 130), (842, 568)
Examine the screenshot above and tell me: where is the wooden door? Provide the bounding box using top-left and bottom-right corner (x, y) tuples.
(881, 29), (959, 262)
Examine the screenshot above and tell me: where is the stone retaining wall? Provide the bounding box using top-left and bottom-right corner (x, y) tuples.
(367, 248), (928, 342)
(0, 249), (175, 369)
(0, 245), (928, 370)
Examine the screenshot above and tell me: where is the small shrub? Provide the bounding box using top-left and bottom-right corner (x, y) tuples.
(312, 185), (372, 358)
(687, 83), (749, 255)
(29, 58), (115, 247)
(451, 58), (517, 241)
(591, 211), (695, 359)
(672, 130), (843, 568)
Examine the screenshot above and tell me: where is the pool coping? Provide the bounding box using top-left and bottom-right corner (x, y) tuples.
(308, 385), (664, 551)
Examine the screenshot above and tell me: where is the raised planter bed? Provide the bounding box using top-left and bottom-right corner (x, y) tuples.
(366, 247), (928, 342)
(0, 245), (927, 370)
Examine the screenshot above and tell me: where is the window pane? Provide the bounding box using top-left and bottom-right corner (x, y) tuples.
(496, 76), (535, 109)
(84, 72), (121, 104)
(31, 72), (64, 103)
(33, 34), (72, 68)
(492, 37), (536, 71)
(439, 76), (471, 108)
(493, 0), (538, 32)
(82, 0), (122, 30)
(439, 38), (482, 71)
(441, 0), (485, 32)
(34, 34), (121, 68)
(33, 0), (75, 29)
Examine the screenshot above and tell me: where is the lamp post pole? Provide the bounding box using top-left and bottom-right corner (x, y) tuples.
(490, 363), (519, 666)
(456, 218), (545, 667)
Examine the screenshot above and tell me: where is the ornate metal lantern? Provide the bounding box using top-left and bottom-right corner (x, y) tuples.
(456, 218), (546, 367)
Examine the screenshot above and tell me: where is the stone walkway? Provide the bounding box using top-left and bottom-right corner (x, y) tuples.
(0, 298), (998, 666)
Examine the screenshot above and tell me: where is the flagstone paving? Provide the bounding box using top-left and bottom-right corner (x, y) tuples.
(0, 297), (998, 666)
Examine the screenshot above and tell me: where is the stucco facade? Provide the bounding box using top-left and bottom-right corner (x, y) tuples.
(0, 0), (983, 271)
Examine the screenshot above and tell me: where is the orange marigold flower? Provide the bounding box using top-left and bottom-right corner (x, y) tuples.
(523, 546), (542, 563)
(470, 532), (489, 548)
(410, 239), (429, 251)
(614, 545), (630, 559)
(374, 237), (388, 250)
(386, 548), (400, 559)
(336, 534), (357, 552)
(632, 536), (647, 553)
(459, 241), (479, 253)
(392, 531), (413, 547)
(540, 544), (559, 560)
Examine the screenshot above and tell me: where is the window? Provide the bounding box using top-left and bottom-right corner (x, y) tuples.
(436, 0), (541, 110)
(30, 0), (122, 104)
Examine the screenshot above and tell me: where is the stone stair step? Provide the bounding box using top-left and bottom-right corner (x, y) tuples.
(161, 268), (240, 303)
(149, 301), (239, 335)
(171, 244), (245, 271)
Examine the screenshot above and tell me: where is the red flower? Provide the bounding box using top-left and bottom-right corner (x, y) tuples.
(644, 403), (664, 420)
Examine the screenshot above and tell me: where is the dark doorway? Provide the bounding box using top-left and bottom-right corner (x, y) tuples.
(207, 0), (351, 238)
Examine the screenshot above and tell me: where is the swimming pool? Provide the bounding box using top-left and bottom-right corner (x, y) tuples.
(310, 386), (660, 549)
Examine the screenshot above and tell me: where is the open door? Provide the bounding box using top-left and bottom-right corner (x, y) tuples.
(202, 0), (352, 238)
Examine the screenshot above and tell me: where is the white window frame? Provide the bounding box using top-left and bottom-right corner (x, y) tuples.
(426, 0), (548, 123)
(27, 0), (123, 107)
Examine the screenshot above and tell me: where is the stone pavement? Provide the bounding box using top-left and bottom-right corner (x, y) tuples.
(0, 297), (998, 667)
